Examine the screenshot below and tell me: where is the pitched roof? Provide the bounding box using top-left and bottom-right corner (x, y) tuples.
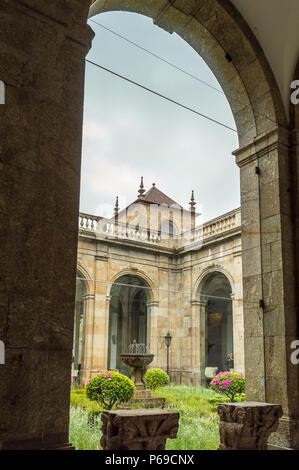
(140, 185), (183, 208)
(113, 184), (189, 220)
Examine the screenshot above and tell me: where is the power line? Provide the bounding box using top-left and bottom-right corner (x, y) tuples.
(88, 19), (279, 130)
(89, 18), (224, 95)
(76, 276), (258, 305)
(86, 59), (237, 133)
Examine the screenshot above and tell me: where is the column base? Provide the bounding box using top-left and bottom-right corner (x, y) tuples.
(267, 416), (299, 450)
(0, 433), (75, 450)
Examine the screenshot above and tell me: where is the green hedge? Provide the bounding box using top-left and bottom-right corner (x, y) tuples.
(144, 368), (169, 390)
(86, 370), (135, 410)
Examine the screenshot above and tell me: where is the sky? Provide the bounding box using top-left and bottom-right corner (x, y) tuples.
(80, 11), (240, 223)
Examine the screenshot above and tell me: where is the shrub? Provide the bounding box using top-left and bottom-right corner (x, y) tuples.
(144, 368), (169, 390)
(86, 370), (135, 410)
(209, 371), (245, 402)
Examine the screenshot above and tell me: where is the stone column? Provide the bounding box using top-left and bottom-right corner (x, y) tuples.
(92, 256), (109, 371)
(190, 300), (201, 385)
(82, 293), (95, 384)
(199, 300), (208, 386)
(234, 127), (299, 449)
(230, 294), (245, 375)
(0, 0), (94, 449)
(147, 301), (160, 368)
(218, 402), (283, 450)
(101, 409), (180, 450)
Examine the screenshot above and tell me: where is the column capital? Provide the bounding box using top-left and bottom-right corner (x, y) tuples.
(233, 126), (290, 168)
(191, 299), (207, 307)
(100, 409), (179, 450)
(218, 402), (283, 450)
(83, 294), (95, 301)
(147, 301), (159, 307)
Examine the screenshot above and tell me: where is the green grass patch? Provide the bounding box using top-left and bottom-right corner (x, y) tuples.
(70, 388), (103, 412)
(69, 385), (244, 450)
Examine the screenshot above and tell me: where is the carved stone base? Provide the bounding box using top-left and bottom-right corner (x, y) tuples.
(218, 402), (283, 450)
(118, 389), (166, 409)
(101, 408), (180, 450)
(0, 433), (75, 450)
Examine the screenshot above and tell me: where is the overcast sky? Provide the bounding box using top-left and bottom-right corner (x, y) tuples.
(81, 11), (240, 223)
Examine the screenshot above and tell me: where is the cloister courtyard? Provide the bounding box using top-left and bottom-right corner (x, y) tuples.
(1, 0), (299, 453)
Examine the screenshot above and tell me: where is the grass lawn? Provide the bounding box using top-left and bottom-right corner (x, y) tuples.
(69, 385), (232, 450)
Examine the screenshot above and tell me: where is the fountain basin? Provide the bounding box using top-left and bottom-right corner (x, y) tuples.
(120, 353), (154, 390)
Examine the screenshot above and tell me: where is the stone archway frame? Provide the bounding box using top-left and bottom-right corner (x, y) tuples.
(191, 265), (235, 383)
(107, 267), (158, 303)
(77, 263), (95, 296)
(89, 0), (287, 147)
(192, 264), (235, 302)
(107, 267), (158, 356)
(75, 263), (96, 381)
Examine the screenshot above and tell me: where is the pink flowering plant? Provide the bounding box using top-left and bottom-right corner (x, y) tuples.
(209, 371), (245, 402)
(86, 370), (134, 410)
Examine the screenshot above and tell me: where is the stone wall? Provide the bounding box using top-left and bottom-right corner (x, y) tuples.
(76, 208), (244, 385)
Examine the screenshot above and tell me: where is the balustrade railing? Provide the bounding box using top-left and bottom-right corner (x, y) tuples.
(79, 208), (241, 248)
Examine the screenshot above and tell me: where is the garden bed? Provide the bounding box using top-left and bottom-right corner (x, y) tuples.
(69, 385), (241, 450)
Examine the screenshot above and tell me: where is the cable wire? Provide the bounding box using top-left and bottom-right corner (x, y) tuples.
(89, 18), (224, 95)
(88, 19), (279, 130)
(76, 276), (258, 305)
(86, 59), (237, 133)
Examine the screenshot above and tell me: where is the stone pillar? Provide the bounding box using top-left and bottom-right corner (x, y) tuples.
(234, 127), (299, 449)
(82, 293), (95, 384)
(101, 409), (180, 450)
(199, 300), (208, 386)
(0, 0), (94, 449)
(92, 256), (109, 371)
(190, 300), (201, 385)
(147, 301), (160, 368)
(230, 294), (245, 375)
(218, 402), (283, 450)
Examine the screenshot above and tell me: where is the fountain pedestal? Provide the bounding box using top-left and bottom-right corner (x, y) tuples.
(120, 345), (166, 409)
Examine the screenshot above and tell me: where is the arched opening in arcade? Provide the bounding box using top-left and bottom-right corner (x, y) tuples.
(198, 271), (233, 381)
(108, 275), (151, 375)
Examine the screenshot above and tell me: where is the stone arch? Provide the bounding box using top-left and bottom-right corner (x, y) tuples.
(73, 264), (93, 384)
(193, 264), (235, 301)
(108, 267), (157, 302)
(88, 0), (286, 146)
(107, 271), (154, 373)
(77, 263), (94, 296)
(194, 268), (234, 380)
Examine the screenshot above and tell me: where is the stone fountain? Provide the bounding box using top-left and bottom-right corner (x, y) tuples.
(120, 340), (165, 409)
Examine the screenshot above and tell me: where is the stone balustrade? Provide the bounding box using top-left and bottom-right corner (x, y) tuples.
(79, 213), (102, 232)
(79, 208), (241, 249)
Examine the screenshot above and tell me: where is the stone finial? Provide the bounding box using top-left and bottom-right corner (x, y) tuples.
(218, 402), (283, 450)
(138, 177), (146, 199)
(101, 409), (179, 450)
(189, 190), (196, 211)
(114, 196), (119, 216)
